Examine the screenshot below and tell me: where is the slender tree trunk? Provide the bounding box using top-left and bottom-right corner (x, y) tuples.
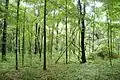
(18, 29), (21, 54)
(2, 0), (9, 61)
(118, 43), (119, 55)
(35, 23), (38, 54)
(92, 0), (95, 52)
(28, 25), (32, 66)
(16, 0), (20, 70)
(89, 34), (91, 54)
(77, 4), (81, 62)
(48, 26), (50, 52)
(43, 0), (47, 70)
(107, 5), (112, 65)
(56, 23), (59, 51)
(11, 30), (14, 52)
(81, 21), (86, 63)
(50, 26), (53, 60)
(34, 8), (39, 54)
(110, 24), (112, 56)
(22, 6), (26, 66)
(92, 20), (95, 52)
(112, 31), (115, 53)
(78, 30), (81, 62)
(65, 0), (68, 64)
(9, 36), (12, 52)
(78, 0), (86, 63)
(73, 38), (76, 56)
(50, 10), (55, 60)
(69, 27), (72, 62)
(39, 31), (43, 60)
(38, 26), (41, 59)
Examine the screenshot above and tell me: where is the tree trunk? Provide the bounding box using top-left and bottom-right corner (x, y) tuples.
(28, 25), (32, 66)
(89, 34), (91, 54)
(18, 29), (21, 54)
(118, 43), (119, 55)
(35, 23), (38, 54)
(78, 30), (81, 62)
(43, 0), (47, 70)
(2, 0), (9, 61)
(50, 10), (55, 60)
(22, 6), (26, 66)
(55, 23), (59, 51)
(78, 0), (86, 63)
(107, 5), (112, 66)
(34, 8), (39, 55)
(92, 0), (95, 52)
(38, 26), (41, 59)
(39, 31), (43, 60)
(16, 0), (20, 70)
(65, 0), (68, 64)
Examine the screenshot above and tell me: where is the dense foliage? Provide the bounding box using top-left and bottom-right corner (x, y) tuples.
(0, 0), (120, 80)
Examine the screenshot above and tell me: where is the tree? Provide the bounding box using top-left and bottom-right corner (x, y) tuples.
(43, 0), (47, 70)
(78, 0), (86, 63)
(107, 4), (112, 66)
(50, 10), (55, 60)
(16, 0), (20, 70)
(22, 3), (26, 66)
(1, 0), (9, 61)
(65, 0), (68, 64)
(34, 9), (39, 54)
(92, 0), (95, 52)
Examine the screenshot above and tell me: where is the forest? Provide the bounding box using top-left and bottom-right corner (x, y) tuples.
(0, 0), (120, 80)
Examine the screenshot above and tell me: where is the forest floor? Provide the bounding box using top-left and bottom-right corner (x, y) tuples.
(0, 54), (120, 80)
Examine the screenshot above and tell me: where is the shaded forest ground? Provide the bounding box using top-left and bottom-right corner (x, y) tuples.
(0, 53), (120, 80)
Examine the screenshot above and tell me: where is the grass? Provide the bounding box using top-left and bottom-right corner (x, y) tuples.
(0, 53), (120, 80)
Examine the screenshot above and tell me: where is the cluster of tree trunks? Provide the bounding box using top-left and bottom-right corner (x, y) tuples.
(1, 0), (88, 71)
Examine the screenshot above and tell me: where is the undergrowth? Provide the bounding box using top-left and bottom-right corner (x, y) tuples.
(0, 53), (120, 80)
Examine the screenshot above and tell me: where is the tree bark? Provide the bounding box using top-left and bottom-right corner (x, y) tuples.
(16, 0), (20, 70)
(50, 10), (55, 60)
(43, 0), (47, 70)
(55, 23), (59, 51)
(22, 5), (26, 66)
(92, 0), (95, 52)
(2, 0), (9, 61)
(65, 0), (68, 64)
(35, 23), (38, 54)
(107, 4), (112, 66)
(78, 0), (86, 63)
